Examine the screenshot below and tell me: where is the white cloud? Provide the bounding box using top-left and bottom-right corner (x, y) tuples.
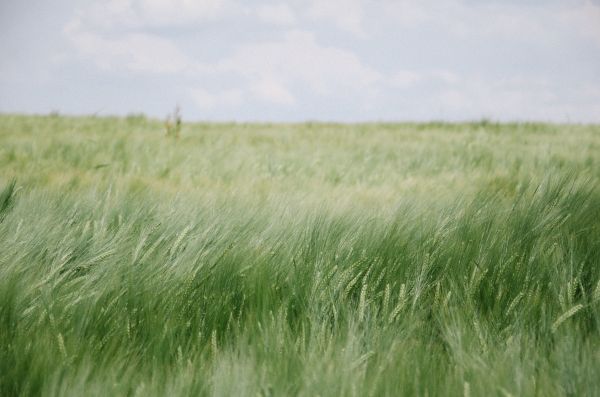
(378, 0), (600, 46)
(64, 18), (200, 74)
(80, 0), (240, 29)
(556, 0), (600, 46)
(191, 88), (243, 110)
(378, 0), (432, 28)
(219, 30), (381, 96)
(431, 70), (460, 85)
(137, 0), (237, 24)
(63, 0), (235, 74)
(390, 70), (422, 87)
(257, 3), (296, 25)
(435, 75), (569, 120)
(306, 0), (366, 37)
(64, 0), (382, 108)
(194, 30), (382, 107)
(389, 69), (460, 88)
(50, 0), (600, 121)
(250, 79), (296, 105)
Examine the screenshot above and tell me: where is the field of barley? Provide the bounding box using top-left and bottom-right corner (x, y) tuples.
(1, 114), (599, 396)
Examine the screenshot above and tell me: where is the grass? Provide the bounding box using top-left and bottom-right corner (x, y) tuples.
(0, 113), (599, 396)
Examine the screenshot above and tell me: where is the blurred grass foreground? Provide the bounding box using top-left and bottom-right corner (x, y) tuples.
(1, 114), (599, 396)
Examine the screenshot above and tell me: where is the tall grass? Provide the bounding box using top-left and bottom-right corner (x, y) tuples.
(0, 114), (599, 396)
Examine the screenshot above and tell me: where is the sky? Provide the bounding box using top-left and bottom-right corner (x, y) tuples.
(1, 0), (600, 122)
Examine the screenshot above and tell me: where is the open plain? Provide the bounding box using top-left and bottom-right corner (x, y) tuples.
(1, 114), (599, 396)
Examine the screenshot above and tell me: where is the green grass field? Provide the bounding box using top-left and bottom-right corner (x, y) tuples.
(1, 114), (600, 396)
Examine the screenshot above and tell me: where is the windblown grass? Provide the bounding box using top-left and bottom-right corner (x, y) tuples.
(0, 114), (599, 396)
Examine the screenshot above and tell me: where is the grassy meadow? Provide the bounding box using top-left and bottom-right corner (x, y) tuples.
(1, 114), (600, 396)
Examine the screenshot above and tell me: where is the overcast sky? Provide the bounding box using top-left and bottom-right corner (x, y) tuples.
(1, 0), (599, 122)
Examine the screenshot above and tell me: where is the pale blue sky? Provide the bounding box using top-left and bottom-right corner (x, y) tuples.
(1, 0), (599, 122)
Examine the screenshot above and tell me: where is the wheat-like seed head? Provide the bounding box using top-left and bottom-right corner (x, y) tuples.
(551, 304), (584, 333)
